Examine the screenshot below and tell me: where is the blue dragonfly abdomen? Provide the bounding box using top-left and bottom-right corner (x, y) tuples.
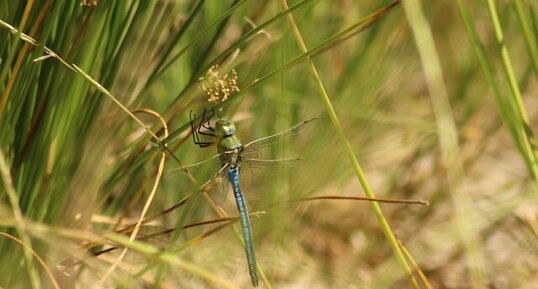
(228, 166), (258, 287)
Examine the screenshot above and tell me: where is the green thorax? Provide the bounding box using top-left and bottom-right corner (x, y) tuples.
(214, 119), (242, 166)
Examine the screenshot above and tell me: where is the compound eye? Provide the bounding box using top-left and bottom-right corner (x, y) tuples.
(215, 119), (236, 136)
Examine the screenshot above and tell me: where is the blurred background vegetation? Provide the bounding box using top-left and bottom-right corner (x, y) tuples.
(1, 0), (538, 288)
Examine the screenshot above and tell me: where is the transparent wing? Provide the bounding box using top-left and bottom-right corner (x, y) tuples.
(241, 157), (303, 170)
(166, 152), (223, 180)
(173, 159), (232, 216)
(166, 149), (237, 179)
(242, 118), (316, 157)
(199, 162), (230, 189)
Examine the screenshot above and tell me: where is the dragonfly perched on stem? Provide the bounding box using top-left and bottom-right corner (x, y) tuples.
(181, 108), (314, 287)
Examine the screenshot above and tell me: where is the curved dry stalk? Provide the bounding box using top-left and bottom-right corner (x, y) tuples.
(92, 216), (242, 258)
(287, 195), (429, 206)
(0, 232), (60, 289)
(0, 149), (41, 288)
(100, 109), (168, 283)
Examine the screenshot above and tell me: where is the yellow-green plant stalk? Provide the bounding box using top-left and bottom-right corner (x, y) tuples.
(279, 1), (420, 288)
(403, 0), (487, 288)
(486, 0), (538, 184)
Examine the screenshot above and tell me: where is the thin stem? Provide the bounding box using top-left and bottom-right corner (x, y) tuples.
(403, 0), (487, 287)
(279, 1), (420, 288)
(486, 0), (538, 183)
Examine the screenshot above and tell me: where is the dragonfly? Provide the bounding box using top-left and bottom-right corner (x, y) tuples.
(184, 108), (313, 287)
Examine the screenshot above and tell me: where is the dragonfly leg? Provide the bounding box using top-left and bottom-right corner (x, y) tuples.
(190, 110), (215, 148)
(200, 108), (216, 133)
(198, 126), (215, 136)
(191, 129), (214, 147)
(197, 110), (215, 137)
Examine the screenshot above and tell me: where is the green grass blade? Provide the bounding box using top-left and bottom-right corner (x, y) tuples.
(514, 0), (538, 76)
(485, 0), (538, 184)
(403, 0), (488, 288)
(279, 0), (420, 287)
(0, 149), (41, 289)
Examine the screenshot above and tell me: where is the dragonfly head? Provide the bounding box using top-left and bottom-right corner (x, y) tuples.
(214, 119), (236, 137)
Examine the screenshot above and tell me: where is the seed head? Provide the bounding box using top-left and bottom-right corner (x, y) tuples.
(198, 65), (240, 104)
